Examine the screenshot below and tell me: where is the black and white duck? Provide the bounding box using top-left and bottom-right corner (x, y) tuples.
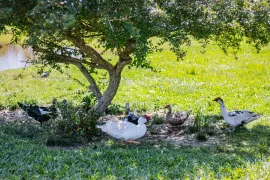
(18, 98), (58, 125)
(213, 97), (262, 129)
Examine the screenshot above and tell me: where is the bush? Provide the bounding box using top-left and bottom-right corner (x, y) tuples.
(36, 102), (101, 146)
(81, 92), (97, 108)
(151, 114), (164, 125)
(186, 110), (209, 133)
(185, 109), (221, 141)
(106, 104), (124, 115)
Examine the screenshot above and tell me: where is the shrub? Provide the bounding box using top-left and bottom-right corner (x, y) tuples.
(185, 109), (222, 141)
(81, 92), (97, 108)
(36, 102), (101, 146)
(151, 114), (164, 125)
(187, 109), (209, 133)
(136, 102), (148, 113)
(106, 104), (124, 115)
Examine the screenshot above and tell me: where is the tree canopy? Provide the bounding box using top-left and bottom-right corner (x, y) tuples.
(0, 0), (269, 113)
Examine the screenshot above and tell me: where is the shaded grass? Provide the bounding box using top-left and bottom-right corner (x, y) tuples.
(0, 132), (270, 179)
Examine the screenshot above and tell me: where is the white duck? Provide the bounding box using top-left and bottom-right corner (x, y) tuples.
(213, 97), (262, 129)
(96, 117), (147, 144)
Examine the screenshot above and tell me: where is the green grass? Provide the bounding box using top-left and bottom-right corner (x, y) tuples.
(1, 38), (270, 179)
(1, 40), (269, 116)
(0, 132), (270, 179)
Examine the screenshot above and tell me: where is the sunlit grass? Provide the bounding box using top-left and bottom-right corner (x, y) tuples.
(1, 40), (269, 116)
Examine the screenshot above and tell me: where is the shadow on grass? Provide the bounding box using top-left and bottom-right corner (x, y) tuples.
(1, 118), (270, 179)
(227, 124), (270, 148)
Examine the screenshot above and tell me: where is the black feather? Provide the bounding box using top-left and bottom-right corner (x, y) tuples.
(18, 102), (52, 124)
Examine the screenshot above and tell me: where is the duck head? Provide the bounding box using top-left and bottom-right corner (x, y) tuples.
(164, 104), (172, 109)
(143, 115), (151, 121)
(17, 102), (30, 111)
(138, 117), (147, 124)
(213, 97), (224, 104)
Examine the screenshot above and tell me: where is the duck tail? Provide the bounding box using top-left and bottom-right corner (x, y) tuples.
(254, 114), (263, 120)
(247, 114), (263, 123)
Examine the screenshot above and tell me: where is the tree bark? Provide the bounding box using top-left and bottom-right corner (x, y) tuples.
(93, 71), (122, 113)
(93, 55), (132, 113)
(74, 63), (102, 100)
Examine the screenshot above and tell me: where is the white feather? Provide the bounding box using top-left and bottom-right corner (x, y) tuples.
(96, 117), (147, 141)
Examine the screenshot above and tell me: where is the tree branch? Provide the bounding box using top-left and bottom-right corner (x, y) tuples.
(67, 31), (114, 71)
(115, 39), (135, 74)
(74, 63), (102, 100)
(81, 34), (102, 38)
(32, 45), (103, 99)
(32, 46), (105, 69)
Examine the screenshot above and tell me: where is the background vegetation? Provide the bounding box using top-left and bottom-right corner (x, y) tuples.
(1, 39), (269, 115)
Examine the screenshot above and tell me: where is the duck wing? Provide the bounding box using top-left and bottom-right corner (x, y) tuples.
(97, 120), (136, 133)
(175, 111), (190, 119)
(98, 120), (138, 140)
(125, 112), (139, 125)
(229, 110), (262, 124)
(167, 113), (187, 126)
(39, 107), (51, 115)
(172, 111), (190, 122)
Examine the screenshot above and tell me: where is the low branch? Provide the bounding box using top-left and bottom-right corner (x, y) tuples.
(74, 63), (103, 100)
(32, 46), (105, 69)
(67, 31), (114, 72)
(117, 39), (136, 60)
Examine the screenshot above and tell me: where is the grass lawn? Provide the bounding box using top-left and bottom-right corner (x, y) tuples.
(0, 39), (270, 179)
(0, 127), (270, 179)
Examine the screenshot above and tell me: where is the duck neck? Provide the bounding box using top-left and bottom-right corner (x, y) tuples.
(219, 101), (229, 117)
(166, 106), (172, 118)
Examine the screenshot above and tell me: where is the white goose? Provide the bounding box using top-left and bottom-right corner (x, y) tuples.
(213, 97), (262, 128)
(96, 117), (147, 144)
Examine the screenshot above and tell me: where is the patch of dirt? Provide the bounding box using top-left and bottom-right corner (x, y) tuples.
(0, 110), (230, 147)
(143, 118), (230, 147)
(0, 109), (39, 124)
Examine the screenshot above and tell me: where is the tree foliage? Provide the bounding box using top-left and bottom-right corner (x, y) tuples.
(0, 0), (269, 113)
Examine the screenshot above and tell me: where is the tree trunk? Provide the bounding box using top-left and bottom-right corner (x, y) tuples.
(93, 71), (122, 113)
